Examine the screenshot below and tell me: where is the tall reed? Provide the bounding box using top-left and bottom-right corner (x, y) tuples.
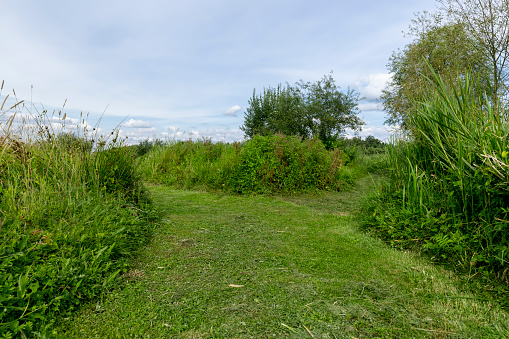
(363, 69), (509, 288)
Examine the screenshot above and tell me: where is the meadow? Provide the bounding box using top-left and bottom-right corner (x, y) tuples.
(0, 109), (383, 337)
(3, 70), (509, 336)
(137, 134), (371, 193)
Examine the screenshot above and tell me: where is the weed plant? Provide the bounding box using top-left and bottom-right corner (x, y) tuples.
(361, 69), (509, 300)
(138, 134), (358, 194)
(0, 105), (155, 336)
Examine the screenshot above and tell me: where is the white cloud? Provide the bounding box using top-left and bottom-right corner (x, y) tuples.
(165, 125), (179, 132)
(119, 125), (244, 144)
(224, 105), (242, 117)
(198, 128), (244, 142)
(51, 116), (81, 126)
(345, 123), (393, 141)
(358, 102), (380, 111)
(355, 73), (392, 101)
(122, 118), (153, 128)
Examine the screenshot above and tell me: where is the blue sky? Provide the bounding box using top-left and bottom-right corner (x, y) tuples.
(1, 0), (437, 143)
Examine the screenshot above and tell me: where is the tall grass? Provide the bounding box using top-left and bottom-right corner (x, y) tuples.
(138, 134), (361, 194)
(362, 70), (509, 293)
(0, 105), (155, 336)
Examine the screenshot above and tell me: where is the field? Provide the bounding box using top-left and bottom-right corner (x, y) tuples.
(2, 103), (509, 337)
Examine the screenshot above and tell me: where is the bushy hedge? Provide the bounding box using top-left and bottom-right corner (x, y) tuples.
(138, 134), (356, 193)
(0, 133), (155, 337)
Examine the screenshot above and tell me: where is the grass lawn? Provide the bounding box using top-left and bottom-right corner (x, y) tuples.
(58, 177), (509, 338)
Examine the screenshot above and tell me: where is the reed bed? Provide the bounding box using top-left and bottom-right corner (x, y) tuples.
(362, 69), (509, 300)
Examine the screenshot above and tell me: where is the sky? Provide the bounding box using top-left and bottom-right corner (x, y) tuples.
(0, 0), (438, 143)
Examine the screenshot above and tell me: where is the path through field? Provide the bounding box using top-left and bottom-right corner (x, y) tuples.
(61, 177), (509, 338)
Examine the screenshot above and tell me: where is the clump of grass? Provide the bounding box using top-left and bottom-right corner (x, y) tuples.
(361, 68), (509, 300)
(138, 134), (359, 194)
(0, 90), (155, 336)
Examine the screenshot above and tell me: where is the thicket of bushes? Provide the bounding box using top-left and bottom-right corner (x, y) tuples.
(137, 134), (366, 194)
(361, 72), (509, 299)
(0, 119), (155, 337)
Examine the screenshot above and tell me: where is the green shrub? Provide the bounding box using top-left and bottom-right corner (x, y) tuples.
(225, 134), (351, 193)
(132, 138), (165, 157)
(91, 146), (147, 203)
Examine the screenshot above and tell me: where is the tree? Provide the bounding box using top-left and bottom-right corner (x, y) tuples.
(241, 74), (363, 147)
(241, 84), (307, 138)
(439, 0), (509, 106)
(381, 13), (493, 130)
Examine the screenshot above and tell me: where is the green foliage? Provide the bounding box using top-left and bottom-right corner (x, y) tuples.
(92, 146), (147, 203)
(137, 138), (238, 189)
(241, 74), (364, 147)
(363, 69), (509, 294)
(439, 0), (509, 104)
(0, 116), (155, 336)
(381, 14), (493, 130)
(340, 135), (387, 158)
(226, 134), (352, 193)
(138, 135), (357, 194)
(55, 133), (93, 153)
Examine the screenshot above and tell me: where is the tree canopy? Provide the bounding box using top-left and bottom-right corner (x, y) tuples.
(241, 74), (363, 148)
(439, 0), (509, 105)
(381, 14), (493, 130)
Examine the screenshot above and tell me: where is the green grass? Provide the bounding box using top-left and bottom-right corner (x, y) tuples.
(58, 177), (509, 338)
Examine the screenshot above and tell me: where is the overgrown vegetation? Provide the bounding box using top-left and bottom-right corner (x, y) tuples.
(129, 138), (165, 157)
(137, 134), (370, 194)
(362, 70), (509, 302)
(0, 108), (156, 337)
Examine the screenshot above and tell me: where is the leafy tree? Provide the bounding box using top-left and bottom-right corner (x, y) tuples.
(381, 14), (492, 130)
(241, 74), (363, 148)
(241, 84), (307, 138)
(439, 0), (509, 106)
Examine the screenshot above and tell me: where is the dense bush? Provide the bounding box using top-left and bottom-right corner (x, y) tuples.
(0, 124), (155, 337)
(227, 134), (353, 193)
(138, 134), (357, 193)
(361, 71), (509, 293)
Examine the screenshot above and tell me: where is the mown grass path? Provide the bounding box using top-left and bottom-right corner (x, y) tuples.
(61, 177), (509, 338)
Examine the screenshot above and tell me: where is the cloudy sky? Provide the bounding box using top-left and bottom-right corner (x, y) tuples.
(0, 0), (437, 143)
